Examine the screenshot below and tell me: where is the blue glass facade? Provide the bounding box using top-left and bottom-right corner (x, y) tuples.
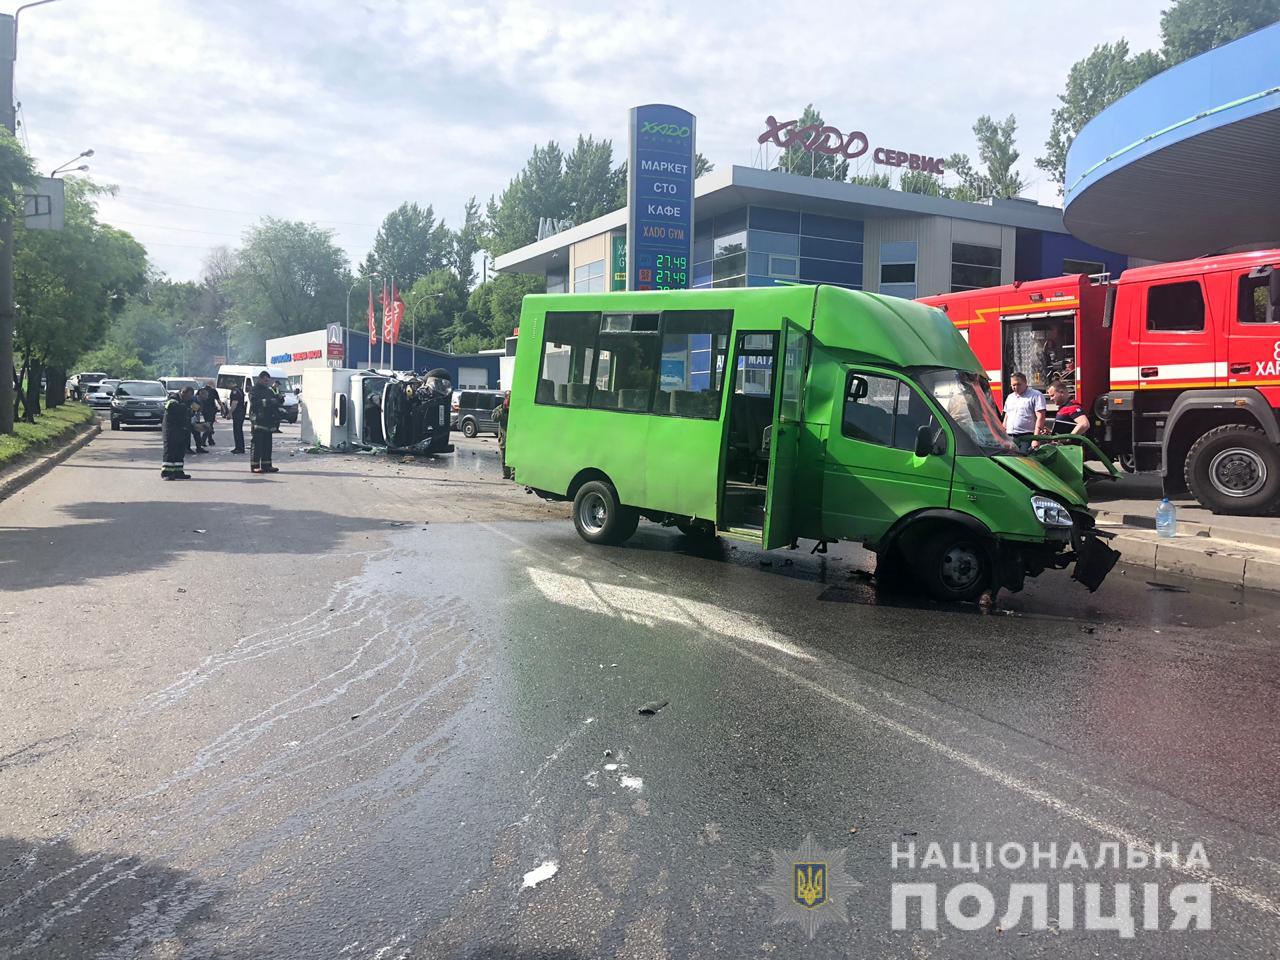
(693, 205), (864, 290)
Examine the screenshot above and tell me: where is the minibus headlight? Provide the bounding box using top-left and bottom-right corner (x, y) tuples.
(1031, 495), (1073, 527)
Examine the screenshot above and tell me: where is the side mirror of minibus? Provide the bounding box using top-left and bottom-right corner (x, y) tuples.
(915, 425), (935, 458)
(914, 424), (947, 458)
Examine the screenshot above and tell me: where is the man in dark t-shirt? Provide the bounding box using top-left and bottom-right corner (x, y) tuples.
(1046, 381), (1090, 436)
(228, 383), (247, 453)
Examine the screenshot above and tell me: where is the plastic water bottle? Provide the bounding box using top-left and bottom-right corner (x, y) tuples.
(1156, 498), (1177, 538)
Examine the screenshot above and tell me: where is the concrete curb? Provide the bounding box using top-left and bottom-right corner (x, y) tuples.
(1107, 527), (1280, 593)
(0, 419), (101, 503)
(1094, 507), (1280, 551)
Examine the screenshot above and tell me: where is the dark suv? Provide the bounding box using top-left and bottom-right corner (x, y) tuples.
(451, 389), (505, 438)
(110, 380), (169, 429)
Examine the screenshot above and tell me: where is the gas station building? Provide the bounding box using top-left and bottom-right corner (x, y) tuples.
(494, 164), (1128, 298)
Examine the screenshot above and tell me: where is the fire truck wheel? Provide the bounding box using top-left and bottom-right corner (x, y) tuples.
(573, 480), (639, 545)
(914, 530), (992, 603)
(1185, 424), (1280, 515)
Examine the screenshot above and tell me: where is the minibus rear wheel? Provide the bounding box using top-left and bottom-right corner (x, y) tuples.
(573, 480), (639, 545)
(915, 530), (992, 602)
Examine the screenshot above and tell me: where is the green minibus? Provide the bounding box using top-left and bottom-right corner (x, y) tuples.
(504, 285), (1119, 601)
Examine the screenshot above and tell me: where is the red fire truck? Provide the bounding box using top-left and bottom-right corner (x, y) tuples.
(920, 249), (1280, 515)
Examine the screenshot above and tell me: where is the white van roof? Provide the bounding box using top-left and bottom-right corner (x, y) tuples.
(217, 364), (288, 379)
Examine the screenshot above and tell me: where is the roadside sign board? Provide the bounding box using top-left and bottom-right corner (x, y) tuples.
(627, 104), (695, 291)
(326, 323), (345, 362)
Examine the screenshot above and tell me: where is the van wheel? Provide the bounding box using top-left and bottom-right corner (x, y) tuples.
(573, 480), (638, 545)
(913, 530), (992, 602)
(462, 418), (478, 438)
(1185, 424), (1280, 515)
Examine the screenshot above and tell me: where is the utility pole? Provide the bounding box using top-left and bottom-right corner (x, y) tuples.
(0, 15), (17, 434)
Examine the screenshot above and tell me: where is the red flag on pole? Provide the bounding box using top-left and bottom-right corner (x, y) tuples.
(390, 282), (406, 345)
(367, 281), (377, 345)
(381, 280), (394, 343)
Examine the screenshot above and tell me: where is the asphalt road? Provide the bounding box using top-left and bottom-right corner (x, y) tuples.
(2, 421), (1279, 959)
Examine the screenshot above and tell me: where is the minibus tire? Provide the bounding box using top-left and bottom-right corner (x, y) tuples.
(914, 530), (992, 602)
(573, 480), (637, 545)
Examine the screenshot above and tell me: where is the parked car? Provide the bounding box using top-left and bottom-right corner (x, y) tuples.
(451, 389), (505, 438)
(215, 365), (299, 423)
(86, 379), (121, 409)
(68, 371), (108, 401)
(159, 377), (201, 400)
(109, 379), (168, 429)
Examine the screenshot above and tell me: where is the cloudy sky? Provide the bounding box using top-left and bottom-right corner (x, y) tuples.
(14, 0), (1167, 280)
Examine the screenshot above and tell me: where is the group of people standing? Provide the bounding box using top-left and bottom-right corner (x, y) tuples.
(161, 371), (286, 480)
(1001, 372), (1091, 452)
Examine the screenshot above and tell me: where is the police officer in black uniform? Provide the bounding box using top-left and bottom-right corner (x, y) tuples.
(161, 386), (195, 480)
(249, 370), (282, 474)
(228, 380), (247, 453)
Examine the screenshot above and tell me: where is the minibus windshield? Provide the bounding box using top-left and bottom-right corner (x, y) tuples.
(916, 369), (1015, 454)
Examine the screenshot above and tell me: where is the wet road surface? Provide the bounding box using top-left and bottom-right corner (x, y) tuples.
(2, 425), (1279, 958)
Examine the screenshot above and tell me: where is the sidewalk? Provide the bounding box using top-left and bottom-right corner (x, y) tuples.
(1089, 473), (1280, 591)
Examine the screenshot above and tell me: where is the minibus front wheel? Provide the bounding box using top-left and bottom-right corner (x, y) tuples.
(914, 530), (992, 603)
(573, 480), (639, 546)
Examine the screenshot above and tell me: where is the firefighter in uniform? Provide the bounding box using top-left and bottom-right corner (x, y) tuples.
(249, 370), (282, 473)
(161, 386), (195, 480)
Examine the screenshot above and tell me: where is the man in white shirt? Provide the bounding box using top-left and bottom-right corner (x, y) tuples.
(1003, 372), (1046, 451)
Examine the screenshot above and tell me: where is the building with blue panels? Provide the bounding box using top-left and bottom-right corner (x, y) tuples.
(494, 164), (1127, 300)
(1064, 22), (1280, 262)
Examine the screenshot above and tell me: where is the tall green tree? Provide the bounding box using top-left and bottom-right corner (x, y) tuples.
(13, 178), (147, 419)
(225, 218), (351, 343)
(486, 141), (567, 256)
(849, 170), (892, 189)
(364, 201), (450, 288)
(941, 115), (1025, 201)
(898, 169), (942, 196)
(451, 196), (483, 290)
(0, 129), (38, 432)
(563, 135), (624, 226)
(1160, 0), (1280, 65)
(774, 104), (849, 181)
(468, 273), (545, 346)
(1036, 41), (1161, 190)
(973, 114), (1025, 199)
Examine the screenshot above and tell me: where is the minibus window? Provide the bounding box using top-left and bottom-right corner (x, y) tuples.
(538, 311), (600, 407)
(843, 374), (897, 446)
(656, 310), (732, 419)
(894, 386), (940, 452)
(595, 315), (660, 412)
(917, 369), (1014, 453)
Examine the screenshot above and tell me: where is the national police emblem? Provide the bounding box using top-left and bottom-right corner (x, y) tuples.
(760, 833), (861, 939)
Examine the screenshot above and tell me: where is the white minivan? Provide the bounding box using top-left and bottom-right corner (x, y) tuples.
(215, 365), (300, 423)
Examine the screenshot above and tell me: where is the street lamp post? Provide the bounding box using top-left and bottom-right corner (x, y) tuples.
(181, 326), (205, 377)
(407, 292), (445, 374)
(346, 274), (380, 368)
(225, 319), (252, 366)
(50, 148), (92, 177)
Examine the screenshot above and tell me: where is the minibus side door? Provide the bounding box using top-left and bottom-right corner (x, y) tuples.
(822, 370), (954, 544)
(762, 320), (811, 550)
